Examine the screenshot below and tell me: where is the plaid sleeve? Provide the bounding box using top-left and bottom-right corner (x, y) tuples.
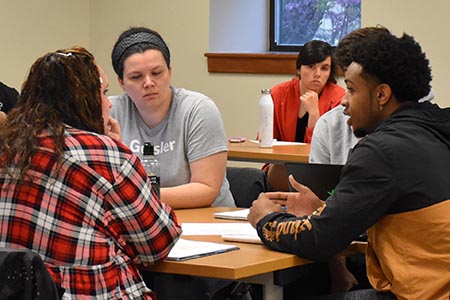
(102, 153), (181, 266)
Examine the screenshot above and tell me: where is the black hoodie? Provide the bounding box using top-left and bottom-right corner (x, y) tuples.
(0, 82), (19, 113)
(256, 101), (450, 258)
(256, 101), (450, 298)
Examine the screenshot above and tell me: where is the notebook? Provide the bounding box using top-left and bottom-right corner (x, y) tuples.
(284, 162), (343, 200)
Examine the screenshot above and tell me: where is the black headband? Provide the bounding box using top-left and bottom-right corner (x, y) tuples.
(111, 31), (170, 76)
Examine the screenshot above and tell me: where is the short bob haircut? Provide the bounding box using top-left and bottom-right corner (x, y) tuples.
(296, 40), (336, 84)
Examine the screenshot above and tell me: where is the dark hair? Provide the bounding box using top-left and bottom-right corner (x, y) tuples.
(111, 27), (170, 79)
(353, 32), (431, 103)
(335, 26), (391, 69)
(0, 46), (103, 180)
(296, 40), (336, 83)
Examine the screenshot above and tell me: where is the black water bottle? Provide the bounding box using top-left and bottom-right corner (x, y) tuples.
(142, 142), (160, 199)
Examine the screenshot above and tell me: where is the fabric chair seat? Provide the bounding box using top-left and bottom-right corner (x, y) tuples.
(226, 167), (268, 208)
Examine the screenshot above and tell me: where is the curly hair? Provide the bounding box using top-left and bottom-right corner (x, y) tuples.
(296, 40), (337, 84)
(335, 26), (391, 69)
(352, 32), (432, 103)
(0, 46), (103, 181)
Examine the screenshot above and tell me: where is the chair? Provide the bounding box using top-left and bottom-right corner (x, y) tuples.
(225, 167), (269, 299)
(0, 248), (61, 300)
(226, 167), (268, 208)
(284, 162), (343, 200)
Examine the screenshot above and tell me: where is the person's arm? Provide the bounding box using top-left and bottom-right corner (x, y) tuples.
(159, 96), (229, 209)
(104, 151), (182, 266)
(309, 114), (331, 163)
(303, 86), (345, 144)
(301, 91), (320, 143)
(302, 91), (321, 129)
(266, 164), (290, 192)
(250, 140), (396, 261)
(160, 151), (227, 209)
(328, 256), (358, 292)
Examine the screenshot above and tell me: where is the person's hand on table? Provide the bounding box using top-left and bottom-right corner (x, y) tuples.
(248, 175), (324, 227)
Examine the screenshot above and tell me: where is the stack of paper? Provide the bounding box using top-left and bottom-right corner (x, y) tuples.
(213, 208), (249, 220)
(221, 233), (263, 244)
(181, 222), (263, 245)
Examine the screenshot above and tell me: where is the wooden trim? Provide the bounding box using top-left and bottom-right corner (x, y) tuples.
(204, 52), (298, 75)
(204, 52), (344, 76)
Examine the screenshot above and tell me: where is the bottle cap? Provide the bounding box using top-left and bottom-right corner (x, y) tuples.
(143, 142), (155, 155)
(261, 88), (271, 94)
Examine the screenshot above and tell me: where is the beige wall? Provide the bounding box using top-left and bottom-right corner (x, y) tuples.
(0, 0), (90, 88)
(2, 0), (450, 141)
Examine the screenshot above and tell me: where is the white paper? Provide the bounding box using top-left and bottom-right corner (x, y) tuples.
(167, 238), (239, 261)
(249, 139), (306, 146)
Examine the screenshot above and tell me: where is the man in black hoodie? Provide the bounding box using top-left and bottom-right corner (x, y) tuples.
(249, 30), (450, 300)
(0, 82), (19, 121)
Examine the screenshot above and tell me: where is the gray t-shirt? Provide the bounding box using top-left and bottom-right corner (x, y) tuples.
(110, 86), (234, 207)
(309, 105), (359, 165)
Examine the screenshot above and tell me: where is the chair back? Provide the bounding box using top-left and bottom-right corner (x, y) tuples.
(226, 167), (268, 208)
(285, 163), (343, 200)
(0, 248), (61, 299)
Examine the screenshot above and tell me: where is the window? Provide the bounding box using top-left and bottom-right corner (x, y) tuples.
(270, 0), (361, 52)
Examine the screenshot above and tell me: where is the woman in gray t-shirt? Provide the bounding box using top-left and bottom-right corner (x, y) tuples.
(110, 27), (234, 209)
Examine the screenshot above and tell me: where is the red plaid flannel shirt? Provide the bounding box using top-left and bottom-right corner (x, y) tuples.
(0, 127), (182, 299)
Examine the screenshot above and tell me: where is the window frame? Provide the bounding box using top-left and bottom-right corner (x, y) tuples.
(269, 0), (303, 52)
